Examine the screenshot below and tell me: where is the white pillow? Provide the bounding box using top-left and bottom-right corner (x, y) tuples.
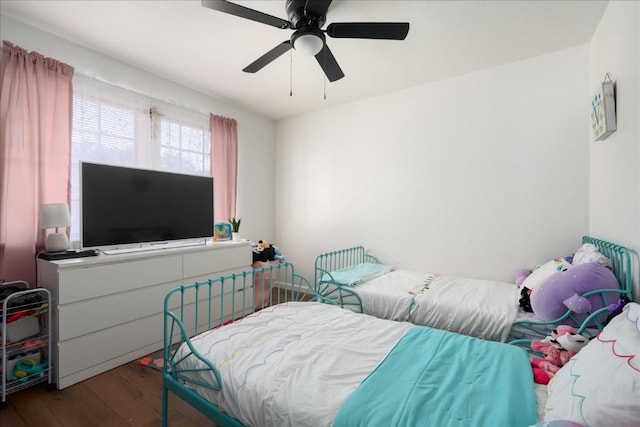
(572, 243), (611, 267)
(544, 302), (640, 426)
(521, 258), (571, 291)
(320, 262), (392, 286)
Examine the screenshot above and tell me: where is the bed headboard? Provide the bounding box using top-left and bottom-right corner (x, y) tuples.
(312, 247), (373, 312)
(583, 235), (633, 300)
(314, 246), (380, 286)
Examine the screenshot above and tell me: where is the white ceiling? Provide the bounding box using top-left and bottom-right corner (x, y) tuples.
(0, 0), (608, 120)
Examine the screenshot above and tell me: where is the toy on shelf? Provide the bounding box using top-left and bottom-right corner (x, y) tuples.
(9, 357), (48, 383)
(213, 222), (232, 241)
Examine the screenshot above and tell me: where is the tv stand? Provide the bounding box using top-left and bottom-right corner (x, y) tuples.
(37, 241), (252, 389)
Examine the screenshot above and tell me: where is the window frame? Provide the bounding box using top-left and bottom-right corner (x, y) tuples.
(69, 75), (211, 245)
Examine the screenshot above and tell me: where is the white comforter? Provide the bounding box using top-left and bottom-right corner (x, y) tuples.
(175, 302), (411, 427)
(344, 269), (519, 342)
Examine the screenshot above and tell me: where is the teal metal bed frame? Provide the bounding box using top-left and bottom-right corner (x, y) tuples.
(313, 236), (634, 346)
(162, 237), (633, 425)
(161, 262), (315, 427)
(313, 246), (380, 313)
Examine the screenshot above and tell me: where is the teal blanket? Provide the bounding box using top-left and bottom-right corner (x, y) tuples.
(321, 262), (392, 286)
(334, 326), (537, 427)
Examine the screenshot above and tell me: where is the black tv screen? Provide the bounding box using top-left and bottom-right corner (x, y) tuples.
(80, 162), (214, 250)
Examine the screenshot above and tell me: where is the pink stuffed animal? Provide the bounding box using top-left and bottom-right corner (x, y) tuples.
(530, 326), (589, 385)
(530, 356), (560, 384)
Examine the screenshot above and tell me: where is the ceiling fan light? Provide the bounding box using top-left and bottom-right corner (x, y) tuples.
(293, 34), (323, 56)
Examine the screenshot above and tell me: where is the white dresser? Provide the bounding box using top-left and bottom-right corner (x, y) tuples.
(36, 241), (252, 389)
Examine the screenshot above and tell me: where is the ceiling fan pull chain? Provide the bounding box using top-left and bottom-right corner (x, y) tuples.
(290, 48), (293, 97)
(323, 48), (327, 100)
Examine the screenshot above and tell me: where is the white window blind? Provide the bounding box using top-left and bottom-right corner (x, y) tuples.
(70, 75), (211, 244)
(151, 105), (211, 176)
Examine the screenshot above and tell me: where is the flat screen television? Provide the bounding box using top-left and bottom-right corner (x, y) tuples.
(80, 162), (214, 251)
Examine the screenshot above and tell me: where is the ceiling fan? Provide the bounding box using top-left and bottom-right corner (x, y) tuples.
(201, 0), (410, 82)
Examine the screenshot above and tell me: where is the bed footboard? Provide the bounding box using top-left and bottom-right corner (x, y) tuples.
(162, 262), (312, 427)
(313, 246), (380, 312)
(509, 235), (633, 350)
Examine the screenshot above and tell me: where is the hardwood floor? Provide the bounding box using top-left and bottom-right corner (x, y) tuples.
(0, 359), (215, 427)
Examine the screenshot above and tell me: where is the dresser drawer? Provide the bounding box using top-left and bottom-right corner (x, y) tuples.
(57, 280), (180, 341)
(57, 255), (183, 304)
(57, 289), (251, 379)
(183, 244), (251, 279)
(58, 312), (163, 378)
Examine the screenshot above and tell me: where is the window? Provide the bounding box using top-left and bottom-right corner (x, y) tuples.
(153, 107), (211, 176)
(70, 75), (211, 243)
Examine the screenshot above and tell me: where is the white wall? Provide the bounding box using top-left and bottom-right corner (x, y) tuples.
(4, 6), (638, 302)
(276, 46), (591, 283)
(0, 15), (277, 244)
(588, 0), (640, 301)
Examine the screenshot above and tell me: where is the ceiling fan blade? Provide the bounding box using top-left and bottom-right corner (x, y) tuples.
(314, 43), (344, 82)
(202, 0), (291, 29)
(304, 0), (332, 18)
(326, 22), (410, 40)
(243, 41), (293, 73)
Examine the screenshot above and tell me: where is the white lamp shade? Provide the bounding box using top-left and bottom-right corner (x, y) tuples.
(40, 203), (71, 229)
(293, 34), (323, 56)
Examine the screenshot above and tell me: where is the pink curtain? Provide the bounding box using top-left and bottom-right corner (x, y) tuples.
(210, 114), (238, 222)
(0, 41), (74, 285)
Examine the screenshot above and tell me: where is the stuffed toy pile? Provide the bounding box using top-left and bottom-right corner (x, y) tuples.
(515, 243), (621, 326)
(530, 325), (590, 385)
(252, 240), (284, 263)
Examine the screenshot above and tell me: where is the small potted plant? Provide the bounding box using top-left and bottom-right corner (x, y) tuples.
(229, 217), (242, 241)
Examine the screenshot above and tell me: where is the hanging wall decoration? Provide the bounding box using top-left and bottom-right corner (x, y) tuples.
(590, 73), (617, 141)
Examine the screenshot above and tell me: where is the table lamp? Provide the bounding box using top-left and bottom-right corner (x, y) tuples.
(40, 203), (71, 252)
